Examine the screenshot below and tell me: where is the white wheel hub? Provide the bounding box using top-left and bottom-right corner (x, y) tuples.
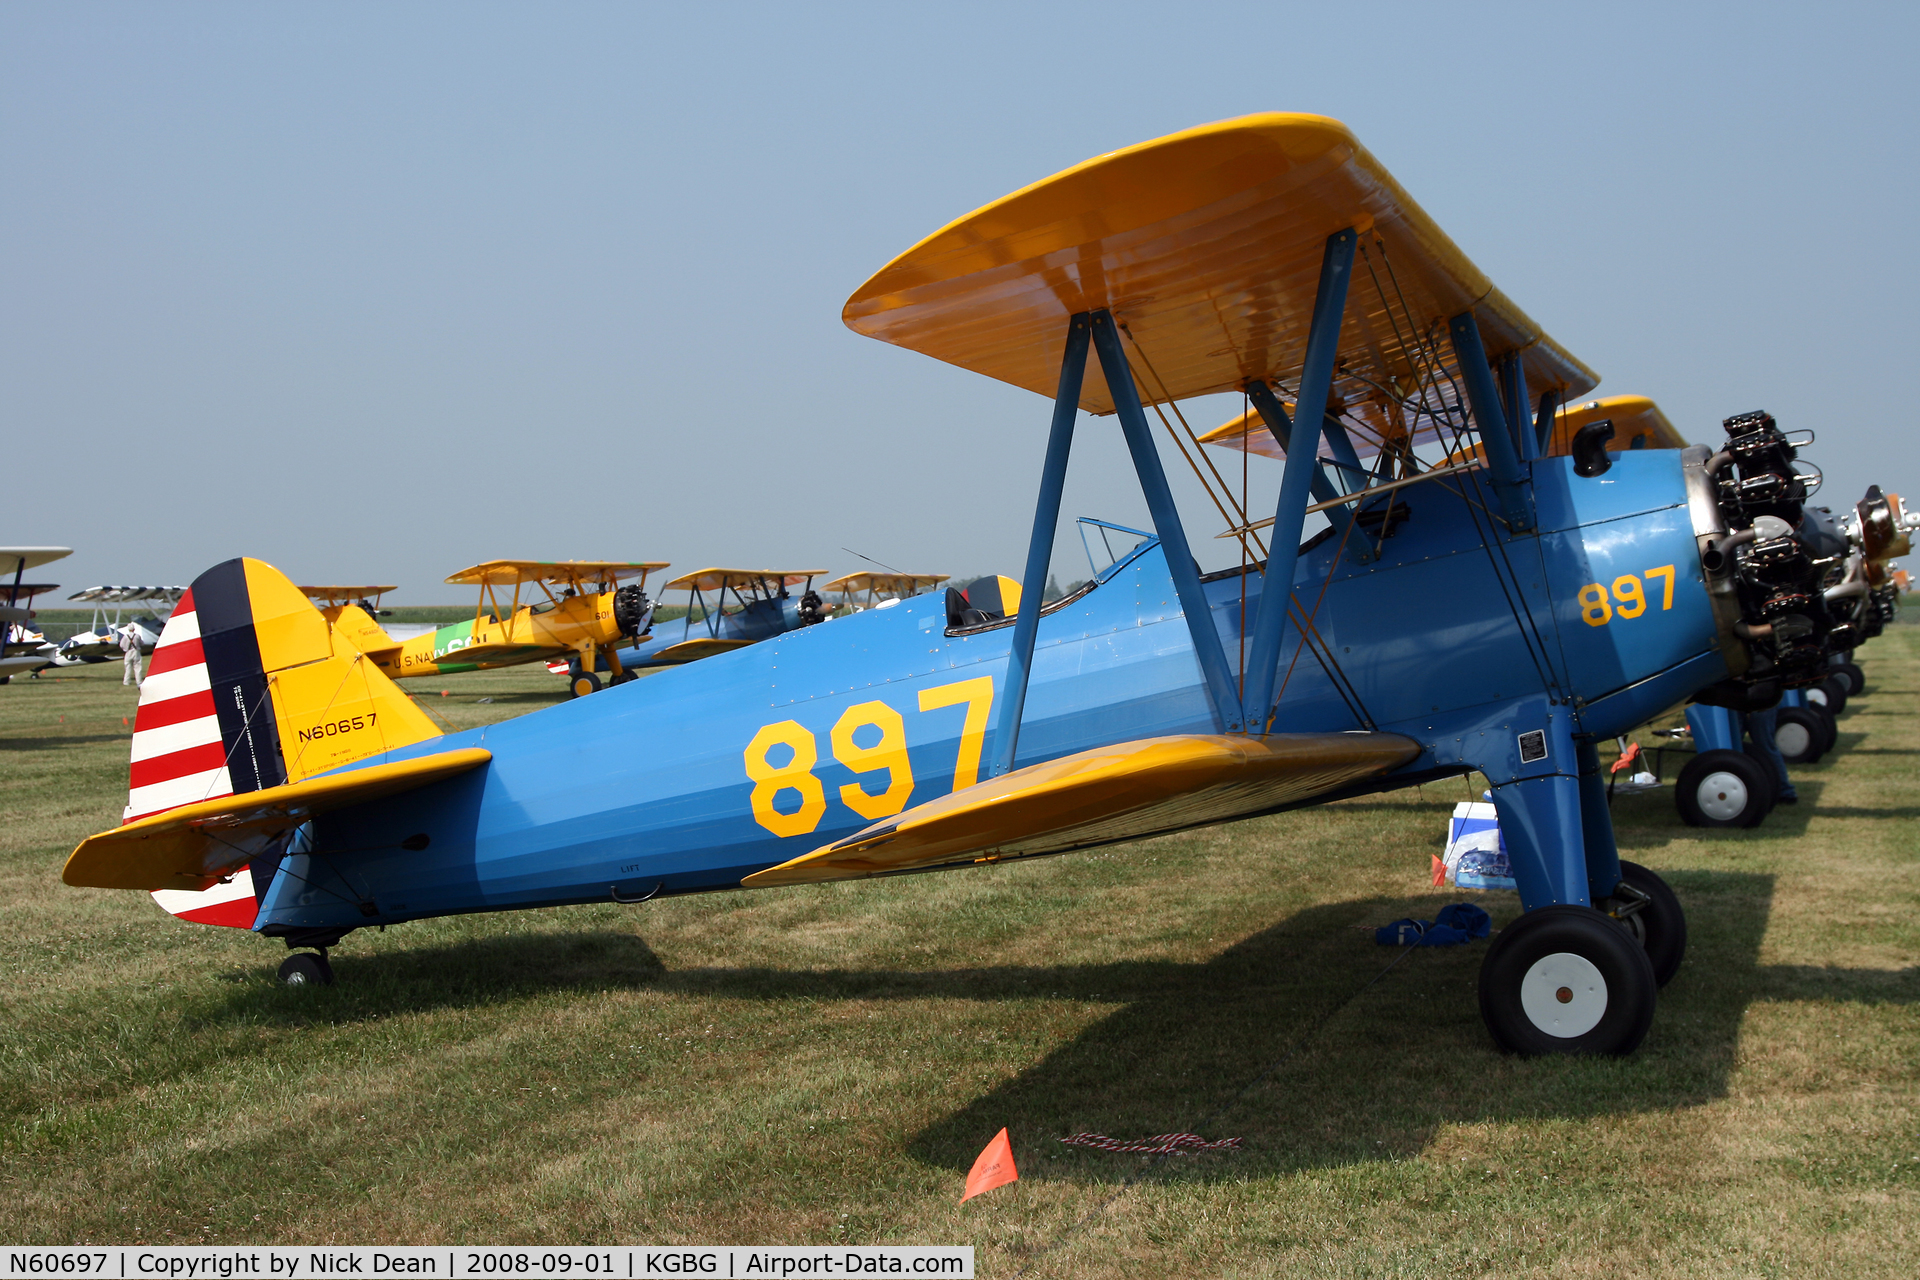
(1806, 687), (1829, 707)
(1775, 723), (1811, 759)
(1520, 951), (1608, 1037)
(1696, 770), (1750, 821)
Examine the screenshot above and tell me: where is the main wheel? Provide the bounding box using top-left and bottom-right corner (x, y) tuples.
(569, 670), (602, 699)
(278, 953), (334, 986)
(1812, 704), (1840, 756)
(1774, 706), (1826, 764)
(1835, 662), (1866, 697)
(1478, 905), (1658, 1055)
(1675, 749), (1771, 828)
(1816, 675), (1849, 716)
(1601, 861), (1687, 987)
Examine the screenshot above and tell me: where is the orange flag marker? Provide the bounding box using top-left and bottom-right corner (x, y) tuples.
(962, 1128), (1018, 1203)
(1430, 854), (1448, 888)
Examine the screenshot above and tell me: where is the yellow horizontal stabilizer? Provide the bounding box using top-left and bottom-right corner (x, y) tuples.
(652, 637), (755, 662)
(844, 113), (1597, 447)
(823, 572), (950, 595)
(665, 568), (827, 593)
(743, 732), (1420, 888)
(445, 560), (669, 588)
(63, 748), (492, 892)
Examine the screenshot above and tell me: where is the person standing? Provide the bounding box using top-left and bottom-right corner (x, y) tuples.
(118, 623), (144, 688)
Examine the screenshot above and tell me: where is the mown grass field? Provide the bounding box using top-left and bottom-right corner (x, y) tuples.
(2, 631), (1916, 1276)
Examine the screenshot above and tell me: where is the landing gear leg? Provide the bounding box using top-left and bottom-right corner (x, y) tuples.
(1599, 861), (1687, 987)
(1471, 708), (1659, 1056)
(605, 647), (636, 687)
(1580, 738), (1689, 988)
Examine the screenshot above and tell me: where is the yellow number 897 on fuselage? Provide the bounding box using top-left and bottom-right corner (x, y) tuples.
(1578, 565), (1676, 626)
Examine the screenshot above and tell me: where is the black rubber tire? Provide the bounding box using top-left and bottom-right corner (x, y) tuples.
(1812, 704), (1840, 756)
(1835, 662), (1866, 697)
(1817, 675), (1849, 716)
(1774, 707), (1826, 765)
(1478, 905), (1658, 1056)
(278, 953), (334, 986)
(1741, 744), (1780, 811)
(569, 670), (602, 699)
(610, 670), (638, 686)
(1675, 749), (1771, 828)
(1605, 861), (1688, 988)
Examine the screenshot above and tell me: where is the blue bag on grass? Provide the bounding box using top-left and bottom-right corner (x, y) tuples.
(1375, 902), (1492, 947)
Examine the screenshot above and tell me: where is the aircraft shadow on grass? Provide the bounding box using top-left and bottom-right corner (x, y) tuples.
(894, 871), (1917, 1180)
(207, 929), (667, 1024)
(198, 868), (1915, 1181)
(0, 733), (132, 751)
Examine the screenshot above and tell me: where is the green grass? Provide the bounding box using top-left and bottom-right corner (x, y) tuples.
(2, 640), (1916, 1276)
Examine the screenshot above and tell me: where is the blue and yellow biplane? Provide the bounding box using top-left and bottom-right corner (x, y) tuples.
(609, 567), (830, 671)
(64, 114), (1848, 1056)
(824, 571), (950, 614)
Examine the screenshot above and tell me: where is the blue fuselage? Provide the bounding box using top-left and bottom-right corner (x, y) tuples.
(263, 452), (1725, 933)
(617, 594), (799, 668)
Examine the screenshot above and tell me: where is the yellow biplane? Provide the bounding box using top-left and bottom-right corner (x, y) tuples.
(317, 562), (666, 697)
(822, 571), (949, 612)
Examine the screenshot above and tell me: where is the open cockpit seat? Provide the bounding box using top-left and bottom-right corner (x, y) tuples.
(945, 575), (1025, 629)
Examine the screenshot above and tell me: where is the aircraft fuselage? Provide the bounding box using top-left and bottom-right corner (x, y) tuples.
(260, 451), (1725, 936)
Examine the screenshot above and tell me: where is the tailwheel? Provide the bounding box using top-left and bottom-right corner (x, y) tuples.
(1675, 749), (1772, 828)
(278, 951), (334, 986)
(569, 669), (602, 699)
(1478, 906), (1657, 1055)
(1600, 861), (1687, 987)
(1774, 706), (1827, 764)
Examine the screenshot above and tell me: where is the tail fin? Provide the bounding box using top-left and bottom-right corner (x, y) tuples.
(129, 557), (442, 823)
(125, 558), (444, 927)
(316, 602), (402, 659)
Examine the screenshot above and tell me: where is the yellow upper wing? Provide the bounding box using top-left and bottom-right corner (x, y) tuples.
(298, 585), (398, 605)
(823, 572), (951, 595)
(665, 568), (826, 593)
(744, 731), (1420, 887)
(843, 113), (1597, 445)
(446, 561), (669, 588)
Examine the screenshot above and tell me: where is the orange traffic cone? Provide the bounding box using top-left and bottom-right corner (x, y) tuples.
(961, 1128), (1017, 1203)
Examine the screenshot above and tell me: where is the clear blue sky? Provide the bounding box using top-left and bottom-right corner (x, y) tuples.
(5, 2), (1914, 601)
